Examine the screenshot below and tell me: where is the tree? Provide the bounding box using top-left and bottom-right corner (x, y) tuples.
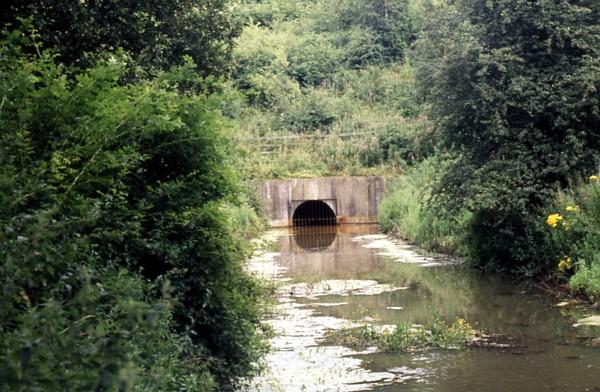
(416, 0), (600, 272)
(1, 0), (238, 75)
(338, 0), (415, 62)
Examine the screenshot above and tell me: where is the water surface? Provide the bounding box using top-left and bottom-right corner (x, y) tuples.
(247, 225), (600, 392)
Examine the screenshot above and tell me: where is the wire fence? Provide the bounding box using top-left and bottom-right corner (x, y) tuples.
(235, 130), (383, 154)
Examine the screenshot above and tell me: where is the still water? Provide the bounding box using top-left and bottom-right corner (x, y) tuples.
(247, 225), (600, 392)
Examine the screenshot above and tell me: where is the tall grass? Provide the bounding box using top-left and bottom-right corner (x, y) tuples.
(379, 157), (471, 256)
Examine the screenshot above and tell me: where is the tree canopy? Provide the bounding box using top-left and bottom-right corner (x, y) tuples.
(415, 0), (600, 271)
(1, 0), (237, 75)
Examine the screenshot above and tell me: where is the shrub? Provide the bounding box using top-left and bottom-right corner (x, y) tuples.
(543, 175), (600, 298)
(0, 27), (265, 391)
(274, 88), (347, 132)
(415, 0), (600, 274)
(286, 32), (341, 86)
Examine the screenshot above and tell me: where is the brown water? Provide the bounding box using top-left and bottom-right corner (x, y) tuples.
(247, 225), (600, 392)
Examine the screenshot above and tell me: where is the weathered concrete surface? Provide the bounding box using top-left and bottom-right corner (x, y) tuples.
(259, 176), (385, 227)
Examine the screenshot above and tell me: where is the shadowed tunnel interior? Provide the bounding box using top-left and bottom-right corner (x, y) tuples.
(292, 200), (337, 227)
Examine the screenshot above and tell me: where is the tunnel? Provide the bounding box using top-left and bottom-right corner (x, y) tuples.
(292, 200), (337, 227)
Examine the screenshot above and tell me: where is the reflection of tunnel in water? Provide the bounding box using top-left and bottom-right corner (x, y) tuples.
(292, 200), (337, 227)
(292, 225), (337, 251)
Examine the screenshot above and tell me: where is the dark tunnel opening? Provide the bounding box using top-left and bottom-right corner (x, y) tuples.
(292, 200), (337, 227)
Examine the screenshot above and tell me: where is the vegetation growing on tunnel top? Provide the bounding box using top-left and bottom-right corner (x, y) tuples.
(0, 19), (268, 391)
(231, 0), (600, 300)
(227, 0), (434, 182)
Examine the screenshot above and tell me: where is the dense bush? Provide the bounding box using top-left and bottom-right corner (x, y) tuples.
(286, 33), (341, 86)
(231, 0), (425, 180)
(1, 0), (237, 76)
(0, 28), (265, 391)
(415, 0), (600, 273)
(274, 88), (348, 132)
(337, 0), (415, 62)
(544, 175), (600, 298)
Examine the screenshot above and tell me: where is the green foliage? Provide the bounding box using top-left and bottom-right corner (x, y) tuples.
(337, 0), (415, 62)
(415, 0), (600, 273)
(544, 176), (600, 298)
(275, 88), (348, 132)
(379, 158), (472, 256)
(286, 32), (341, 86)
(360, 115), (434, 167)
(236, 134), (389, 180)
(230, 0), (423, 180)
(332, 65), (421, 117)
(234, 0), (307, 27)
(328, 317), (476, 352)
(2, 0), (237, 75)
(570, 259), (600, 299)
(0, 28), (265, 391)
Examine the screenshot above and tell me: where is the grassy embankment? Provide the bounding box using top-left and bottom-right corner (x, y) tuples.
(227, 1), (600, 302)
(226, 0), (430, 186)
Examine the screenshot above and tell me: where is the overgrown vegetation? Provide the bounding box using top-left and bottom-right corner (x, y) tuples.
(413, 0), (600, 276)
(0, 14), (265, 392)
(379, 0), (600, 297)
(545, 175), (600, 299)
(1, 0), (236, 76)
(379, 157), (472, 256)
(228, 0), (431, 181)
(2, 0), (600, 388)
(232, 0), (600, 298)
(328, 318), (477, 352)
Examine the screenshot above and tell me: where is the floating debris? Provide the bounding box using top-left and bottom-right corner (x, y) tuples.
(573, 315), (600, 327)
(352, 234), (461, 266)
(312, 302), (349, 307)
(280, 279), (408, 299)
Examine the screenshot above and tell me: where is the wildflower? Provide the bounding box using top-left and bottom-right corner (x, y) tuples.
(546, 213), (563, 228)
(557, 256), (572, 272)
(565, 205), (579, 212)
(590, 175), (599, 182)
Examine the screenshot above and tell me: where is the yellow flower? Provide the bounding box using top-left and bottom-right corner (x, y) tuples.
(557, 256), (572, 272)
(565, 205), (579, 212)
(590, 175), (599, 182)
(546, 213), (563, 228)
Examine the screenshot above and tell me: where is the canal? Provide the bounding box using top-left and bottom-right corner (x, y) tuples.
(247, 224), (600, 391)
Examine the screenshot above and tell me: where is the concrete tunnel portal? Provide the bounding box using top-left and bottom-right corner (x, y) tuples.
(292, 200), (337, 227)
(259, 176), (385, 227)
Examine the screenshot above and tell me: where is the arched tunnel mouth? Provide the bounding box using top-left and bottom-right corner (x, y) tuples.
(292, 200), (337, 227)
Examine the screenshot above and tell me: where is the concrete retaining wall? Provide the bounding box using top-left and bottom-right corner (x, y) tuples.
(259, 176), (385, 227)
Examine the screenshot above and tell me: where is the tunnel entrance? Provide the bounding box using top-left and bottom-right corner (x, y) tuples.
(292, 200), (337, 227)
